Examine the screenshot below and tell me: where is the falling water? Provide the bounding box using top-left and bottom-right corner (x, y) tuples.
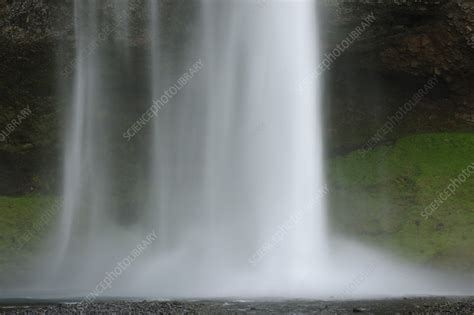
(53, 0), (143, 284)
(30, 0), (471, 299)
(139, 0), (327, 296)
(58, 0), (106, 263)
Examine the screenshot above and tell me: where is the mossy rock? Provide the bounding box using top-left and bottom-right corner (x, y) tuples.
(329, 132), (474, 271)
(0, 195), (59, 283)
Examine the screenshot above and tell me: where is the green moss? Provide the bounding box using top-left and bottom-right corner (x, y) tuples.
(329, 133), (474, 271)
(0, 195), (59, 282)
(1, 133), (473, 278)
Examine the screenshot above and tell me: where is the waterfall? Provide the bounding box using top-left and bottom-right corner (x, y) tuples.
(133, 0), (328, 297)
(58, 0), (105, 263)
(53, 0), (328, 297)
(54, 0), (142, 285)
(39, 0), (471, 300)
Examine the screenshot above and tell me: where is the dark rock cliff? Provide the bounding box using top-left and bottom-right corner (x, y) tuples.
(321, 0), (474, 154)
(0, 0), (473, 194)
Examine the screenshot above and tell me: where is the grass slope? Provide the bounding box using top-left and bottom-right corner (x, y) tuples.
(329, 133), (474, 271)
(0, 196), (58, 283)
(0, 133), (473, 280)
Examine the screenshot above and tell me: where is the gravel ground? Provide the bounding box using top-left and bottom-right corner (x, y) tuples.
(0, 297), (473, 314)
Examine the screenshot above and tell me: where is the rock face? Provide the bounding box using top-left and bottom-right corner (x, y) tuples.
(0, 0), (192, 194)
(0, 0), (69, 195)
(321, 0), (474, 154)
(0, 0), (473, 193)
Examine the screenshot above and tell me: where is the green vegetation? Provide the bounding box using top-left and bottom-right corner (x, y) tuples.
(0, 132), (473, 280)
(0, 195), (58, 282)
(329, 132), (474, 271)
